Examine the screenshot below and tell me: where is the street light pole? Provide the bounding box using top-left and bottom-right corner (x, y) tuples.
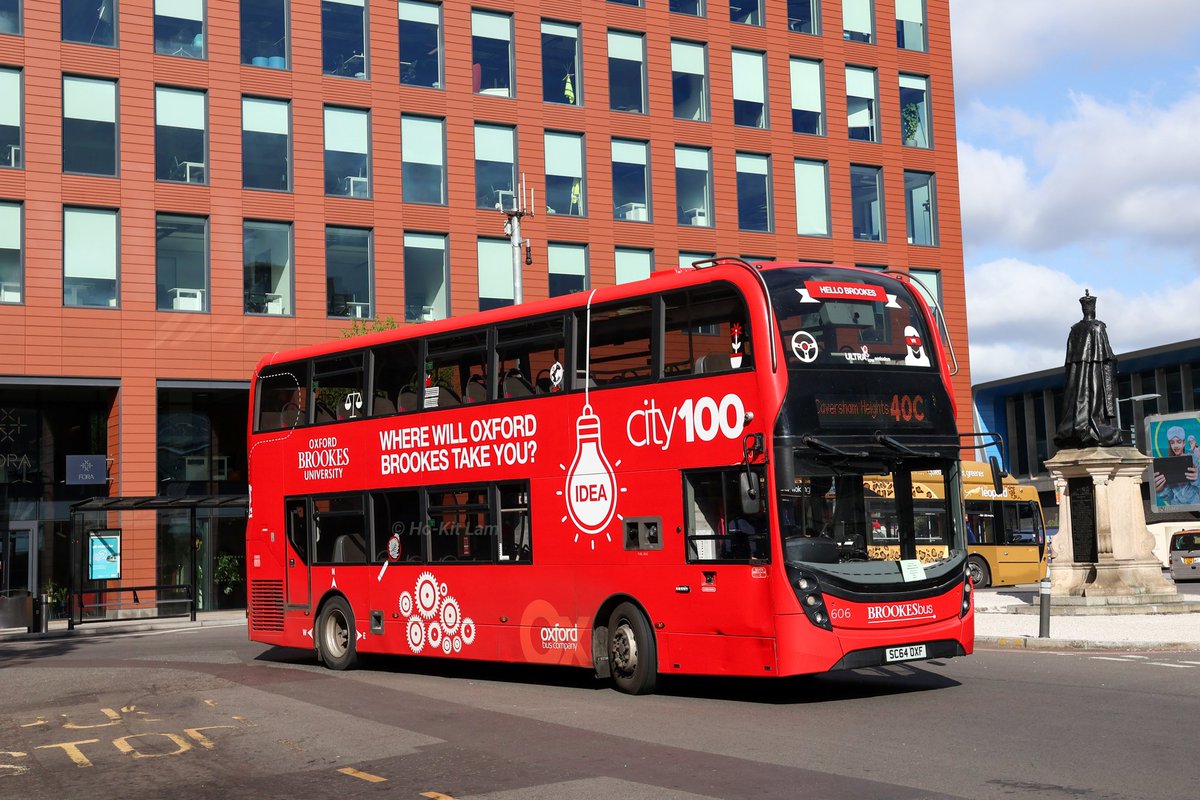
(1116, 393), (1160, 450)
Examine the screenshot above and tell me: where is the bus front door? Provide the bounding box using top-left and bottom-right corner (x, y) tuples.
(285, 500), (311, 608)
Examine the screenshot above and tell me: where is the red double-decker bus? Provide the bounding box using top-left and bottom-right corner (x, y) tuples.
(245, 259), (976, 693)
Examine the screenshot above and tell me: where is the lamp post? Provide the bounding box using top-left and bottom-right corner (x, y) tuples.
(1116, 393), (1160, 450)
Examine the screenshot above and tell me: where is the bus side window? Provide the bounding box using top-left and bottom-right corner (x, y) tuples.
(577, 300), (653, 387)
(684, 470), (768, 562)
(312, 495), (367, 564)
(499, 483), (532, 562)
(371, 490), (423, 563)
(372, 341), (419, 416)
(287, 499), (310, 565)
(313, 353), (366, 422)
(664, 283), (753, 377)
(257, 362), (308, 431)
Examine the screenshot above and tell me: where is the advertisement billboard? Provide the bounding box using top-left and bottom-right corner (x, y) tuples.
(1145, 412), (1200, 514)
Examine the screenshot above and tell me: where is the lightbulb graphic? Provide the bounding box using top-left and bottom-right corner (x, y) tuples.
(564, 404), (617, 536)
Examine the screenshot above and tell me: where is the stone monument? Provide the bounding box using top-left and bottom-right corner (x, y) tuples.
(1045, 292), (1179, 605)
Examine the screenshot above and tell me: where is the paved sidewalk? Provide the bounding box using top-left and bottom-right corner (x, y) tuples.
(974, 587), (1200, 652)
(0, 609), (247, 643)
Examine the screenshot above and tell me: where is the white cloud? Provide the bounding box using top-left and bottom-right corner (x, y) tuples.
(951, 0), (1200, 91)
(967, 259), (1200, 384)
(958, 90), (1200, 260)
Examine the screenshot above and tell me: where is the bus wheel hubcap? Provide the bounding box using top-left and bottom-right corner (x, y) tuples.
(613, 623), (637, 674)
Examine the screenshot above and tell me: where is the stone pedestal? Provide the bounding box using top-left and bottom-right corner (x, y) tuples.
(1046, 446), (1180, 604)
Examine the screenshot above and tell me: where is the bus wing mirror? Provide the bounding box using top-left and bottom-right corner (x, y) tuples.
(988, 456), (1006, 496)
(740, 471), (762, 515)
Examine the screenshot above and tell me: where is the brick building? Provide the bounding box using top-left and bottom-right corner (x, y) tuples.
(0, 0), (968, 611)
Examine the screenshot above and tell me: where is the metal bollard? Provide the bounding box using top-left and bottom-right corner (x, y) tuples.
(1038, 576), (1051, 638)
(39, 594), (49, 634)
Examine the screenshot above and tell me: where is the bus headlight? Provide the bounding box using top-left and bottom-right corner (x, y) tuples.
(790, 568), (833, 631)
(960, 564), (973, 618)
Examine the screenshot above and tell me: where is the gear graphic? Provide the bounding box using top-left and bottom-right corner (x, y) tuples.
(439, 595), (461, 634)
(427, 621), (443, 649)
(459, 617), (476, 645)
(441, 636), (453, 654)
(398, 591), (413, 617)
(452, 636), (462, 653)
(415, 571), (440, 619)
(406, 617), (425, 654)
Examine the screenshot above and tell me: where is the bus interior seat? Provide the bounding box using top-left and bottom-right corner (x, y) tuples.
(695, 352), (731, 374)
(535, 369), (553, 394)
(258, 412), (282, 430)
(315, 402), (336, 423)
(464, 374), (488, 403)
(783, 535), (840, 564)
(373, 391), (397, 415)
(333, 533), (367, 564)
(398, 385), (419, 411)
(503, 371), (534, 398)
(434, 385), (461, 408)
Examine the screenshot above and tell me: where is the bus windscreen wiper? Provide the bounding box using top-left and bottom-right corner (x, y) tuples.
(801, 436), (867, 458)
(874, 433), (920, 455)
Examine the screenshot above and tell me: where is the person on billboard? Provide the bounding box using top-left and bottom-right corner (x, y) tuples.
(1153, 425), (1200, 506)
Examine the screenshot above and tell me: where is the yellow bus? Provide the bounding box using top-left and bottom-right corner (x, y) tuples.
(856, 463), (1047, 588)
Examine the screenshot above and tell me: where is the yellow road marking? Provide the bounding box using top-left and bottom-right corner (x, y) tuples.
(421, 793), (457, 799)
(338, 767), (387, 783)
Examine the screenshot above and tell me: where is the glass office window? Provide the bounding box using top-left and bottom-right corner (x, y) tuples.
(0, 68), (20, 168)
(156, 214), (208, 312)
(478, 237), (513, 311)
(401, 115), (445, 205)
(608, 0), (642, 6)
(326, 227), (373, 318)
(64, 207), (118, 308)
(474, 123), (516, 210)
(900, 73), (931, 148)
(0, 201), (21, 303)
(155, 87), (206, 184)
(472, 10), (513, 98)
(787, 0), (819, 34)
(608, 31), (646, 114)
(545, 132), (584, 217)
(612, 139), (650, 222)
(896, 0), (926, 51)
(324, 106), (370, 198)
(0, 1), (20, 35)
(548, 243), (587, 297)
(398, 0), (442, 88)
(542, 21), (580, 105)
(794, 159), (829, 236)
(671, 40), (708, 122)
(846, 66), (878, 142)
(63, 0), (115, 46)
(789, 58), (822, 135)
(241, 0), (288, 68)
(155, 0), (204, 58)
(732, 49), (767, 129)
(404, 232), (448, 323)
(63, 76), (117, 176)
(323, 0), (367, 78)
(909, 267), (941, 312)
(843, 0), (873, 43)
(736, 153), (771, 233)
(242, 97), (290, 191)
(244, 220), (293, 315)
(670, 0), (702, 16)
(675, 146), (712, 227)
(678, 251), (714, 270)
(905, 171), (937, 246)
(851, 165), (883, 241)
(615, 247), (652, 284)
(729, 0), (761, 25)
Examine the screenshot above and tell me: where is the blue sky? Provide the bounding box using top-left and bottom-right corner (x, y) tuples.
(951, 0), (1200, 384)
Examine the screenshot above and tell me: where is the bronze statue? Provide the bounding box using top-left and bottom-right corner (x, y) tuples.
(1054, 291), (1122, 449)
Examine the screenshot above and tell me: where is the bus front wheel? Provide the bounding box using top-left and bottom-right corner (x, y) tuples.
(968, 556), (992, 589)
(317, 596), (359, 670)
(607, 603), (657, 695)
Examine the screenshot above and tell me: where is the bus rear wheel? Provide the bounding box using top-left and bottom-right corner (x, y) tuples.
(607, 603), (657, 695)
(968, 556), (992, 589)
(317, 596), (359, 670)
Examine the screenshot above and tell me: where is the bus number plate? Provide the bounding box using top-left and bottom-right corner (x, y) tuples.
(885, 644), (926, 663)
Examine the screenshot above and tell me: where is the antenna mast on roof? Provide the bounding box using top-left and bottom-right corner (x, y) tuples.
(501, 173), (534, 304)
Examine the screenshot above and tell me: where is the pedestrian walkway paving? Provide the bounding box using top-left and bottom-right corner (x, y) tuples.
(974, 587), (1200, 651)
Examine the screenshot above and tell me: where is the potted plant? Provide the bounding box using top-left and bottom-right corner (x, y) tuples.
(213, 553), (243, 595)
(43, 579), (68, 618)
(902, 102), (922, 146)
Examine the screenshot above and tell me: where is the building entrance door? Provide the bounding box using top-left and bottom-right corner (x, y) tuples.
(0, 523), (35, 596)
